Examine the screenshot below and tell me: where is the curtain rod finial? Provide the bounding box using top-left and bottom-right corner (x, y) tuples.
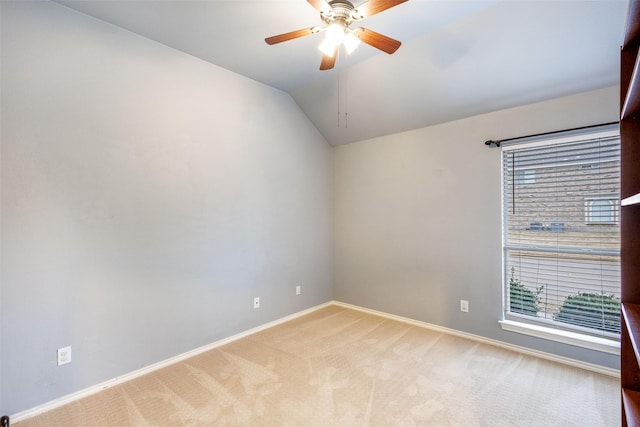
(485, 140), (500, 148)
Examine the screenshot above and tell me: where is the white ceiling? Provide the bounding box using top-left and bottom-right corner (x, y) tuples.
(55, 0), (627, 145)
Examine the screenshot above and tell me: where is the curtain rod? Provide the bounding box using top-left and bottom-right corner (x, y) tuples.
(484, 121), (619, 148)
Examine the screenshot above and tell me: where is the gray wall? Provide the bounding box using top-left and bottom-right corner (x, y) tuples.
(0, 1), (333, 415)
(333, 86), (620, 370)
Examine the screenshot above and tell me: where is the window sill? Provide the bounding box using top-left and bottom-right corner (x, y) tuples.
(499, 319), (620, 355)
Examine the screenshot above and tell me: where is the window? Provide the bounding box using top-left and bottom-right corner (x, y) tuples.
(515, 169), (535, 184)
(501, 127), (620, 345)
(585, 198), (617, 224)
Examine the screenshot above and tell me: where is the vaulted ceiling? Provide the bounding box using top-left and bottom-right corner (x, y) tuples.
(55, 0), (627, 146)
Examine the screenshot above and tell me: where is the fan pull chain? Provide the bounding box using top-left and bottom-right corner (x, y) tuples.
(335, 51), (350, 129)
(344, 69), (348, 129)
(337, 66), (341, 128)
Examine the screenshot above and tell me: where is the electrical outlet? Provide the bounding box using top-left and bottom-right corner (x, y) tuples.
(296, 286), (301, 295)
(253, 297), (260, 309)
(460, 300), (469, 313)
(57, 346), (72, 366)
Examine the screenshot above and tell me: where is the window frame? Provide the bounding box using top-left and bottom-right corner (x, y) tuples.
(498, 125), (621, 354)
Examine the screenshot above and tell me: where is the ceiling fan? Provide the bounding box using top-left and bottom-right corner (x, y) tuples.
(265, 0), (408, 70)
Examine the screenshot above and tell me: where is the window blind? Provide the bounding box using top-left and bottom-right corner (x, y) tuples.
(502, 133), (620, 337)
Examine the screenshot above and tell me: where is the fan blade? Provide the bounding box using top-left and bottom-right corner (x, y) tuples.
(353, 0), (408, 19)
(356, 27), (401, 54)
(265, 27), (317, 45)
(307, 0), (332, 14)
(320, 47), (338, 70)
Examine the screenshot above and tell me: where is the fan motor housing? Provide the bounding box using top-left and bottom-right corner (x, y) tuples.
(322, 0), (362, 26)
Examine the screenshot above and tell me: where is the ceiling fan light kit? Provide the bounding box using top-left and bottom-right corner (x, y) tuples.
(325, 23), (346, 45)
(265, 0), (407, 70)
(343, 32), (361, 54)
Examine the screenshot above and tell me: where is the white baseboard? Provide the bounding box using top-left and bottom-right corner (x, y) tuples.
(10, 301), (333, 423)
(11, 299), (619, 422)
(331, 300), (620, 378)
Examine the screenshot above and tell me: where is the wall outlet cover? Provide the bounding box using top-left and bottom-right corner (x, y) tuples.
(460, 300), (469, 313)
(57, 346), (72, 366)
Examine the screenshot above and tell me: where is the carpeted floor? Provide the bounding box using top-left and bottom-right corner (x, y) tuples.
(16, 305), (620, 426)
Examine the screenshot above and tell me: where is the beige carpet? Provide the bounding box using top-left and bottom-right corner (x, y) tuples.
(16, 305), (619, 426)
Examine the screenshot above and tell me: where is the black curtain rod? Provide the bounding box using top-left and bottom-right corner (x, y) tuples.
(484, 121), (619, 148)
